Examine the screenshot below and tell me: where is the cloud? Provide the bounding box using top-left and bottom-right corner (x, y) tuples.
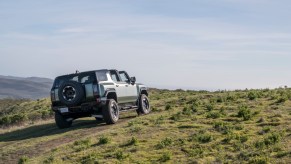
(1, 0), (291, 89)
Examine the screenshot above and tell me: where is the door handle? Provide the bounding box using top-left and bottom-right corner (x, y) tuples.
(125, 85), (128, 87)
(116, 85), (119, 87)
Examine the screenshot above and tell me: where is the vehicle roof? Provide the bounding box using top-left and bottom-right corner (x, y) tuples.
(55, 69), (123, 79)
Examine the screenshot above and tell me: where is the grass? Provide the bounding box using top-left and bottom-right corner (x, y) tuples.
(0, 98), (52, 128)
(0, 88), (291, 163)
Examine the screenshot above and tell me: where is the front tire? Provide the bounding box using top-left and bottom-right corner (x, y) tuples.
(55, 112), (72, 129)
(102, 99), (119, 124)
(137, 94), (150, 115)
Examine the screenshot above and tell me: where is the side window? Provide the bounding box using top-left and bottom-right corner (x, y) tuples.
(110, 71), (120, 82)
(119, 72), (130, 82)
(96, 71), (108, 81)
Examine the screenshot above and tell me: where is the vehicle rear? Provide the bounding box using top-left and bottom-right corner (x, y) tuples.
(51, 71), (102, 118)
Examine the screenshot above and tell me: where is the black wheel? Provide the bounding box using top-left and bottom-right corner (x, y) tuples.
(55, 112), (72, 129)
(58, 81), (84, 106)
(137, 94), (150, 115)
(102, 99), (119, 124)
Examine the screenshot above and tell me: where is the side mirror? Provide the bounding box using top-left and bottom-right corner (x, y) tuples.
(130, 77), (136, 84)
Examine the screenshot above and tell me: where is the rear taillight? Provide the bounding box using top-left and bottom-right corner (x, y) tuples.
(50, 90), (56, 102)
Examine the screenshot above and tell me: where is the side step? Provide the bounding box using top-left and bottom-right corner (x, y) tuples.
(120, 106), (138, 112)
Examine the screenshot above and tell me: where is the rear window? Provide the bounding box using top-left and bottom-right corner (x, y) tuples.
(54, 72), (97, 88)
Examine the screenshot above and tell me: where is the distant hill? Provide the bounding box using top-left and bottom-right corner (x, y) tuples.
(0, 75), (53, 99)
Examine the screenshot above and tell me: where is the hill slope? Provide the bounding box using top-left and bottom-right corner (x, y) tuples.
(0, 89), (290, 163)
(0, 75), (53, 99)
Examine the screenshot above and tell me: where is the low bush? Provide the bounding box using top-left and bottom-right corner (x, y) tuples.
(206, 112), (221, 119)
(126, 137), (138, 146)
(74, 138), (91, 151)
(248, 91), (257, 100)
(237, 105), (252, 121)
(165, 104), (172, 110)
(156, 138), (173, 149)
(98, 136), (110, 145)
(170, 112), (182, 121)
(206, 103), (214, 111)
(115, 150), (128, 160)
(18, 156), (29, 164)
(159, 151), (172, 162)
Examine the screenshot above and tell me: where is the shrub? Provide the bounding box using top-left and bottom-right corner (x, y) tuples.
(159, 152), (172, 162)
(191, 104), (198, 112)
(98, 136), (110, 145)
(213, 122), (233, 134)
(156, 138), (173, 149)
(43, 154), (54, 164)
(127, 137), (138, 146)
(216, 96), (224, 103)
(248, 91), (257, 100)
(206, 104), (214, 111)
(182, 106), (192, 115)
(262, 126), (271, 133)
(115, 150), (128, 160)
(27, 112), (42, 121)
(249, 156), (269, 164)
(81, 153), (99, 164)
(197, 133), (213, 143)
(170, 112), (182, 121)
(18, 156), (29, 164)
(226, 94), (237, 102)
(276, 95), (288, 103)
(255, 132), (281, 149)
(206, 112), (221, 119)
(182, 147), (204, 157)
(237, 106), (252, 121)
(165, 104), (172, 110)
(74, 138), (92, 151)
(0, 116), (11, 126)
(264, 133), (281, 146)
(11, 114), (28, 124)
(238, 135), (248, 143)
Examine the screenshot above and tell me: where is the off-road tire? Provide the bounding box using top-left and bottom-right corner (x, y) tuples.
(102, 99), (119, 124)
(137, 94), (150, 115)
(55, 112), (72, 129)
(58, 81), (84, 106)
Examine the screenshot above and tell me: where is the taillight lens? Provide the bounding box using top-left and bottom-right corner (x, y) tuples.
(51, 90), (55, 102)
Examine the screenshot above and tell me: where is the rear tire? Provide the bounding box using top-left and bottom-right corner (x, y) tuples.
(137, 94), (150, 115)
(58, 81), (84, 106)
(55, 112), (72, 129)
(102, 99), (119, 124)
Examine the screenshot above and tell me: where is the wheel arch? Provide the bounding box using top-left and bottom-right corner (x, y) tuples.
(140, 87), (148, 96)
(105, 89), (118, 102)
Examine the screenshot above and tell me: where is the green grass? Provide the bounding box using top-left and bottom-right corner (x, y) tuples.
(0, 88), (291, 163)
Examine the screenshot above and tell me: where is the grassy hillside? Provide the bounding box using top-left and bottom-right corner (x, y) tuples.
(0, 88), (291, 163)
(0, 98), (53, 128)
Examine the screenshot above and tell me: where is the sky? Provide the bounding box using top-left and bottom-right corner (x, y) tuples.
(0, 0), (291, 90)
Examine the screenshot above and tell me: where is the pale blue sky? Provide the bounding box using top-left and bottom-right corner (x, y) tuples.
(0, 0), (291, 90)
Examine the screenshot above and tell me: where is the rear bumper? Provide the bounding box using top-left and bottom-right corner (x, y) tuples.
(52, 101), (102, 114)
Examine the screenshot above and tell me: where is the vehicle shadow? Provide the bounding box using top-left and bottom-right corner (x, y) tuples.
(0, 115), (136, 142)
